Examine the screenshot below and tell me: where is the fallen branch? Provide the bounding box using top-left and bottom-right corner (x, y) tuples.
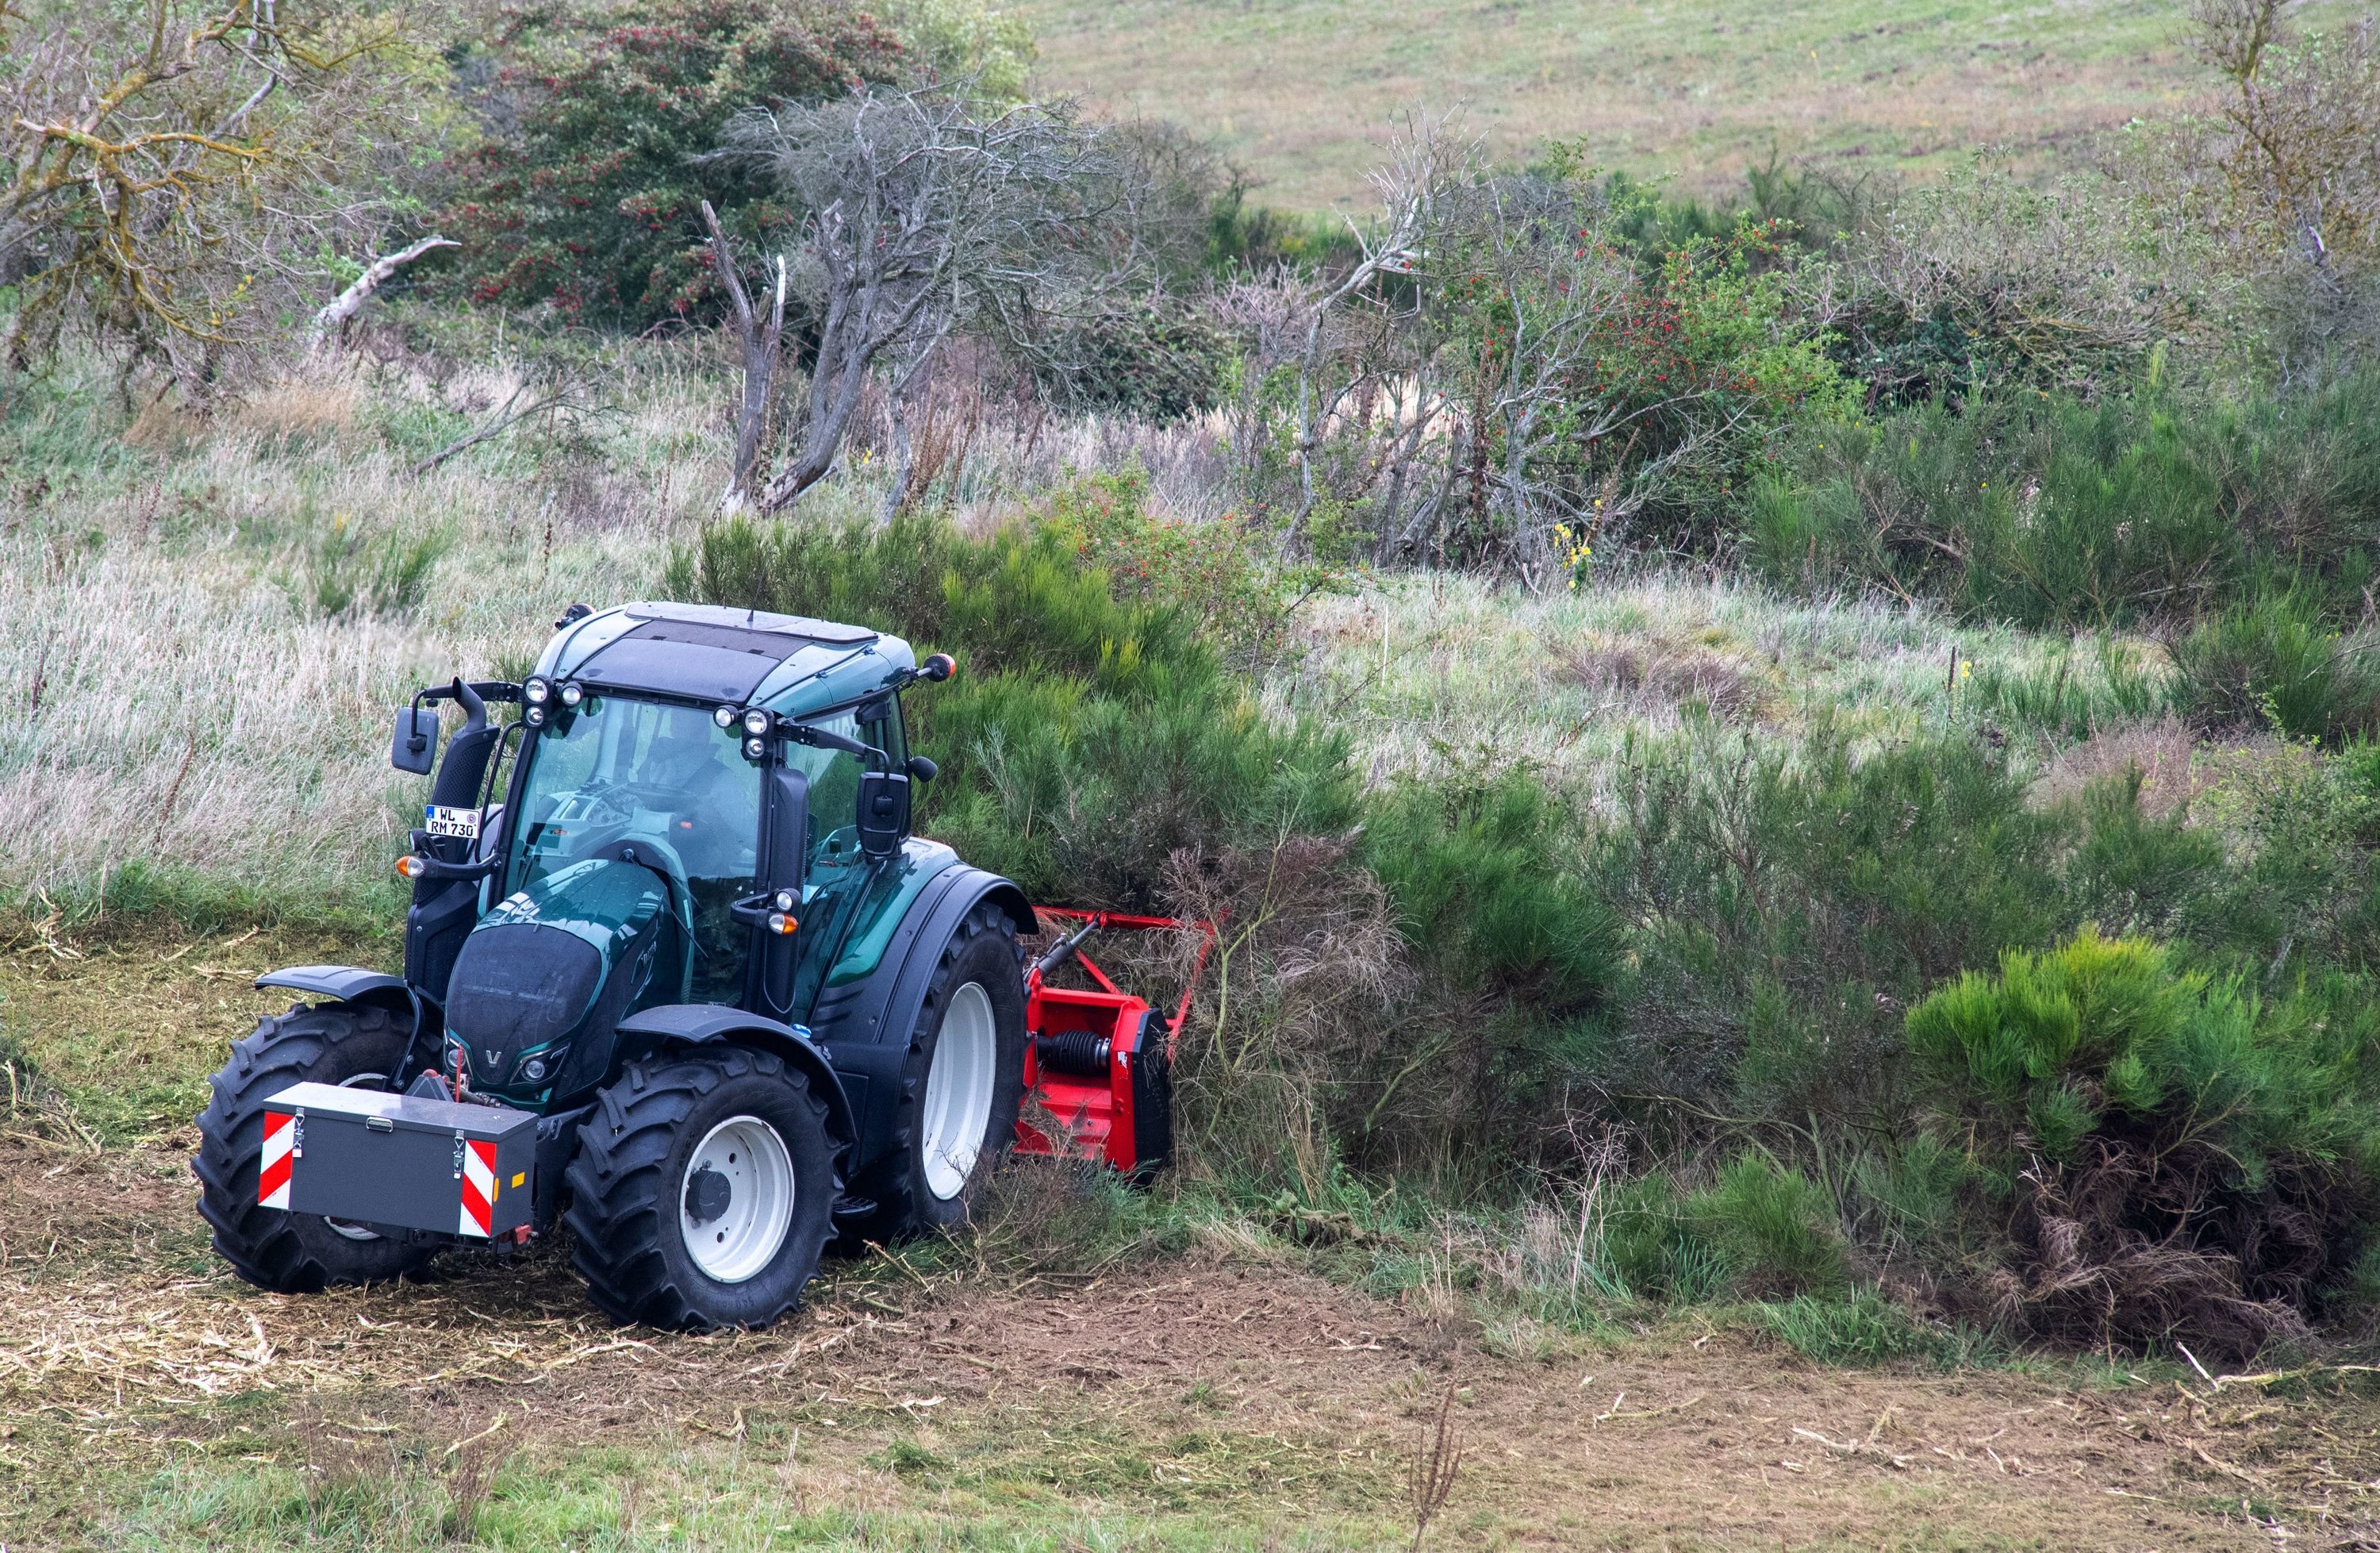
(308, 236), (458, 352)
(413, 386), (573, 475)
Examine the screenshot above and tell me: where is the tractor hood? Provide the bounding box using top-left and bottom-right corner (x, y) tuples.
(444, 859), (671, 1102)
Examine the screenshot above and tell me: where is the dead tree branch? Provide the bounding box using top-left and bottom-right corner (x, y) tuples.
(307, 235), (457, 352)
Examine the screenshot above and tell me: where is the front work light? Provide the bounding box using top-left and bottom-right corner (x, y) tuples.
(714, 705), (738, 729)
(525, 705), (547, 728)
(559, 681), (584, 707)
(524, 677), (551, 705)
(743, 737), (766, 759)
(741, 707), (771, 738)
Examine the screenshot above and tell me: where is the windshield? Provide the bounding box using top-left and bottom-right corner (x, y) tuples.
(507, 694), (761, 1004)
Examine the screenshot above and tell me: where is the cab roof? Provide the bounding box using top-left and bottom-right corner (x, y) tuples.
(539, 602), (914, 713)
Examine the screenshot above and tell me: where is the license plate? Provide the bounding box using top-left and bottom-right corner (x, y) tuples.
(424, 805), (481, 840)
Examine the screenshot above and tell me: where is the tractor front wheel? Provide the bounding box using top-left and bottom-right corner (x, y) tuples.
(193, 1003), (436, 1292)
(563, 1048), (836, 1329)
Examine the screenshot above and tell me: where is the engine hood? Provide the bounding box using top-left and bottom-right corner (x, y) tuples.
(444, 859), (670, 1101)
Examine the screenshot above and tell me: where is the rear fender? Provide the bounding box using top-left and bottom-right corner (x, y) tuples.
(809, 866), (1031, 1178)
(610, 1005), (857, 1161)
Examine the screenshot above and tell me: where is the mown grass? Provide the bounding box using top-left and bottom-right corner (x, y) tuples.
(1012, 0), (2351, 210)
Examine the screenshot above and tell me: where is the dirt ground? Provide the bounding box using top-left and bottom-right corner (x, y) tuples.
(7, 1139), (2380, 1550)
(6, 937), (2380, 1548)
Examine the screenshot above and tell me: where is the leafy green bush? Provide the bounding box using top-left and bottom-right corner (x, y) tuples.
(443, 0), (904, 328)
(2171, 586), (2380, 742)
(1906, 928), (2380, 1353)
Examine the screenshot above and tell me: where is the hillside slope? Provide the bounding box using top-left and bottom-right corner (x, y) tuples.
(1019, 0), (2287, 208)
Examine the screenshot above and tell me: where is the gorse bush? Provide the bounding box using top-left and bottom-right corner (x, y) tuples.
(666, 485), (1353, 906)
(1750, 371), (2380, 632)
(2171, 587), (2380, 742)
(1905, 928), (2380, 1354)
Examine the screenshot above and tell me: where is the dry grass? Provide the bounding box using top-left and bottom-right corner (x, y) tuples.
(1012, 0), (2362, 210)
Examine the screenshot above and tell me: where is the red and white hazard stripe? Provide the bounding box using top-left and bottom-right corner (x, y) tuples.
(259, 1112), (295, 1210)
(459, 1137), (497, 1237)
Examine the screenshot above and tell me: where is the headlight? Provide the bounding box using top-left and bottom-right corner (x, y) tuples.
(524, 677), (551, 705)
(741, 707), (771, 737)
(559, 681), (583, 707)
(714, 705), (738, 729)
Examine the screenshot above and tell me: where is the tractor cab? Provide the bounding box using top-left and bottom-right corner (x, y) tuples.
(393, 602), (957, 1105)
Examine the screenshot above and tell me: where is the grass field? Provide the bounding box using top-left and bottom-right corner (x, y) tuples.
(1015, 0), (2337, 209)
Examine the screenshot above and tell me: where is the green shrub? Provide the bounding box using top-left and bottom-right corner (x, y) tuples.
(1604, 1174), (1732, 1301)
(1365, 767), (1618, 1013)
(1603, 1156), (1846, 1300)
(1594, 725), (2069, 1129)
(443, 0), (905, 328)
(1905, 928), (2380, 1352)
(667, 485), (1353, 907)
(2171, 586), (2380, 743)
(1698, 1154), (1847, 1297)
(276, 509), (450, 621)
(1752, 393), (2230, 629)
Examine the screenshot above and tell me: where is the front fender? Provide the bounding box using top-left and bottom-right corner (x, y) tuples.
(255, 965), (413, 1013)
(611, 1005), (856, 1158)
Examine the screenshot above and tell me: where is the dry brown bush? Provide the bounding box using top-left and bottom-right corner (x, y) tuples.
(1982, 1143), (2317, 1362)
(1556, 640), (1771, 723)
(1157, 839), (1411, 1189)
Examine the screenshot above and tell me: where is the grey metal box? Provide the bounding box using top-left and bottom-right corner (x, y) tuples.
(259, 1082), (538, 1239)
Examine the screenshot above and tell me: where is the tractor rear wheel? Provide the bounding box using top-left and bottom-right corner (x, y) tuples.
(563, 1048), (836, 1329)
(193, 1004), (436, 1292)
(859, 901), (1027, 1238)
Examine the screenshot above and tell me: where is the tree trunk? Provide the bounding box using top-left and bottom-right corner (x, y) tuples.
(700, 201), (784, 512)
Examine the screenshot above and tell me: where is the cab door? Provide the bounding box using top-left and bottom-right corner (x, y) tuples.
(780, 697), (908, 1020)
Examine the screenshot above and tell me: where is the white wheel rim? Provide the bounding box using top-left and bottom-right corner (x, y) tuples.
(920, 981), (997, 1201)
(678, 1115), (795, 1283)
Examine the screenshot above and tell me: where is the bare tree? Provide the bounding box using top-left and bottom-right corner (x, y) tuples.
(2, 0), (423, 382)
(720, 84), (1121, 517)
(2183, 0), (2380, 375)
(699, 199), (785, 510)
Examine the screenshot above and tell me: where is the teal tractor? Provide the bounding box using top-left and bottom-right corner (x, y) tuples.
(194, 602), (1175, 1328)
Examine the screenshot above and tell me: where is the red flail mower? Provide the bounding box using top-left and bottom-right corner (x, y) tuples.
(1016, 909), (1215, 1179)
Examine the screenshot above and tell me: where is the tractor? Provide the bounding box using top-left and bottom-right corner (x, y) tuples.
(193, 601), (1186, 1328)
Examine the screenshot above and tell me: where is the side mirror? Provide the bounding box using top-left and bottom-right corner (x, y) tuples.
(906, 754), (939, 783)
(857, 771), (912, 859)
(391, 707), (440, 775)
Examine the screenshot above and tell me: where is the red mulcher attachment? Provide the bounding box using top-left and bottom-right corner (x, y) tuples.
(1017, 909), (1215, 1177)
